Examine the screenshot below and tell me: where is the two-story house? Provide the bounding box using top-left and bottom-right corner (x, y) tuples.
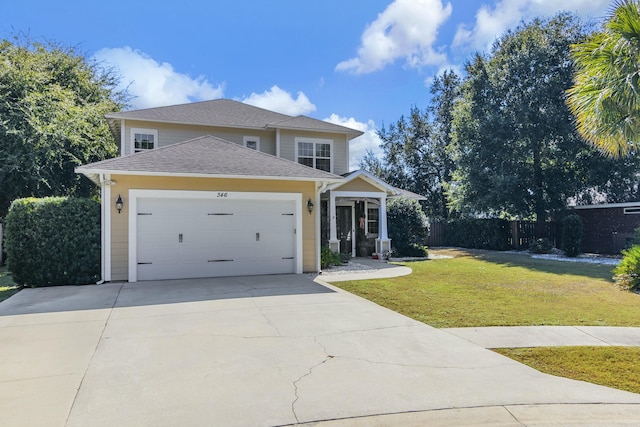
(77, 99), (402, 282)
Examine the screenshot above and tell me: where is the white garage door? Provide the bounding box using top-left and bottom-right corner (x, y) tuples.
(135, 196), (297, 280)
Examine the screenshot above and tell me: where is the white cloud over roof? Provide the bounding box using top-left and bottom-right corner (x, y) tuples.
(240, 86), (316, 116)
(336, 0), (453, 74)
(325, 114), (383, 171)
(453, 0), (611, 52)
(94, 47), (224, 110)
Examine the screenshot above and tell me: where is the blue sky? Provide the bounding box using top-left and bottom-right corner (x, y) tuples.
(2, 0), (611, 168)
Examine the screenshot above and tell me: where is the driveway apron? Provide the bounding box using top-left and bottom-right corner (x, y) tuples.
(0, 275), (639, 426)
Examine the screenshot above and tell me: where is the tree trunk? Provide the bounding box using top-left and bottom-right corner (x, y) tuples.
(533, 140), (546, 238)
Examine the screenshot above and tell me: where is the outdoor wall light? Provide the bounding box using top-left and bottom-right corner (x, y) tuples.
(116, 194), (124, 214)
(307, 198), (314, 214)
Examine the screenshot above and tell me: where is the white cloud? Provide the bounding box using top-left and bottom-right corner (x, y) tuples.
(336, 0), (453, 74)
(325, 114), (383, 171)
(94, 46), (224, 109)
(453, 0), (611, 52)
(241, 86), (316, 116)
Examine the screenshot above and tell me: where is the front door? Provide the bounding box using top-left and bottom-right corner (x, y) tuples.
(336, 206), (353, 254)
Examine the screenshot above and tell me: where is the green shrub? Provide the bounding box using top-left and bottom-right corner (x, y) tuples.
(4, 197), (100, 287)
(561, 214), (583, 257)
(320, 245), (342, 269)
(339, 252), (352, 264)
(446, 218), (510, 251)
(633, 226), (640, 246)
(393, 244), (428, 258)
(529, 237), (554, 254)
(613, 245), (640, 291)
(387, 197), (429, 257)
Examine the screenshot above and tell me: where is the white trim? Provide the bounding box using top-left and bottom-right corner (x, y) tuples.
(345, 134), (350, 173)
(572, 202), (640, 210)
(327, 169), (398, 194)
(120, 119), (126, 156)
(295, 137), (333, 173)
(77, 168), (342, 183)
(315, 184), (321, 272)
(276, 129), (281, 158)
(130, 127), (158, 153)
(243, 135), (260, 151)
(128, 189), (303, 282)
(102, 173), (112, 282)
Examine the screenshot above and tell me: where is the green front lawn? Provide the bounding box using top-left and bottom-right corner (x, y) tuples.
(495, 347), (640, 394)
(0, 266), (20, 302)
(333, 248), (639, 328)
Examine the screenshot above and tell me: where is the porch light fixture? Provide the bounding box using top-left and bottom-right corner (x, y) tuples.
(115, 194), (124, 214)
(307, 198), (314, 214)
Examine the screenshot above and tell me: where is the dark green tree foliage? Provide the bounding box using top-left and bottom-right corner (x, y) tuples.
(0, 37), (126, 217)
(561, 214), (583, 257)
(362, 70), (460, 220)
(450, 14), (640, 223)
(387, 197), (429, 257)
(4, 197), (101, 287)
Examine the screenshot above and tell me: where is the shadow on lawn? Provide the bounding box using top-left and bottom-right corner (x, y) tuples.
(434, 248), (616, 281)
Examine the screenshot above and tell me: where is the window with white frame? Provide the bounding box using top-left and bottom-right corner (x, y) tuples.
(243, 136), (260, 150)
(131, 128), (157, 153)
(367, 206), (379, 235)
(296, 138), (332, 172)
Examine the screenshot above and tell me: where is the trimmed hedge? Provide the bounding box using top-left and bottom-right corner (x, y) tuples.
(446, 218), (511, 251)
(613, 245), (640, 291)
(561, 214), (583, 257)
(387, 197), (429, 257)
(4, 197), (100, 287)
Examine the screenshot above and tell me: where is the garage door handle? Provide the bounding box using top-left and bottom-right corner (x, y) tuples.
(282, 257), (294, 260)
(179, 233), (183, 243)
(208, 259), (233, 262)
(256, 233), (260, 241)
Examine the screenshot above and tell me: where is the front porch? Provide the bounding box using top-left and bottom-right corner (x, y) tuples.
(319, 170), (395, 258)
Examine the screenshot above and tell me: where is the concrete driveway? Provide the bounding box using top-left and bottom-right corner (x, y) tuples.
(1, 275), (639, 427)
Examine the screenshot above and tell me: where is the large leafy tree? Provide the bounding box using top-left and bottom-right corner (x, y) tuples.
(567, 0), (640, 157)
(361, 70), (460, 219)
(0, 37), (126, 217)
(450, 14), (640, 225)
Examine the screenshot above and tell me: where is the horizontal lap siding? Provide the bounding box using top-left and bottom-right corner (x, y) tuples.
(123, 121), (276, 156)
(109, 175), (317, 281)
(279, 130), (349, 175)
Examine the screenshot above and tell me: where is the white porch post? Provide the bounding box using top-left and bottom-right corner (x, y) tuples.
(375, 195), (392, 257)
(328, 191), (340, 253)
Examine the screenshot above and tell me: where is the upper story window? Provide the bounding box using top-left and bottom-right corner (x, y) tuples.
(131, 128), (158, 153)
(296, 138), (332, 172)
(243, 136), (260, 150)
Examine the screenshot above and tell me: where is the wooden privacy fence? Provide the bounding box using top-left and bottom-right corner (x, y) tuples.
(425, 220), (558, 250)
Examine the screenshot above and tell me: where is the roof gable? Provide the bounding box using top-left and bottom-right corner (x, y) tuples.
(77, 135), (343, 182)
(106, 99), (363, 136)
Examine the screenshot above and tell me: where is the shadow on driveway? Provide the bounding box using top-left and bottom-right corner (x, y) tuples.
(0, 274), (334, 316)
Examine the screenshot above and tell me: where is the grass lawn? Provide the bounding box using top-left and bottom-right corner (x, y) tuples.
(332, 248), (640, 328)
(0, 266), (20, 302)
(494, 347), (640, 394)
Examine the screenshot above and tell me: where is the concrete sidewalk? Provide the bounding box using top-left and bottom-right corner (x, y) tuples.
(443, 326), (640, 348)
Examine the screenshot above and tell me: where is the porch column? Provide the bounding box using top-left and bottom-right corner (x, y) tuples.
(375, 195), (392, 256)
(328, 192), (340, 253)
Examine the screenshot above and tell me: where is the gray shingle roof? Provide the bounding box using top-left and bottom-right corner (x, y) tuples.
(77, 135), (343, 181)
(106, 99), (363, 136)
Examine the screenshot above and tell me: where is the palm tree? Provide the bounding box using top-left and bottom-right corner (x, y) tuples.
(567, 0), (640, 157)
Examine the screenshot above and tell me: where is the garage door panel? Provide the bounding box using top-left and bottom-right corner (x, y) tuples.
(135, 196), (298, 281)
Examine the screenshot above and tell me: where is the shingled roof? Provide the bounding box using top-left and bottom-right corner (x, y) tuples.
(106, 99), (363, 136)
(77, 135), (343, 184)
